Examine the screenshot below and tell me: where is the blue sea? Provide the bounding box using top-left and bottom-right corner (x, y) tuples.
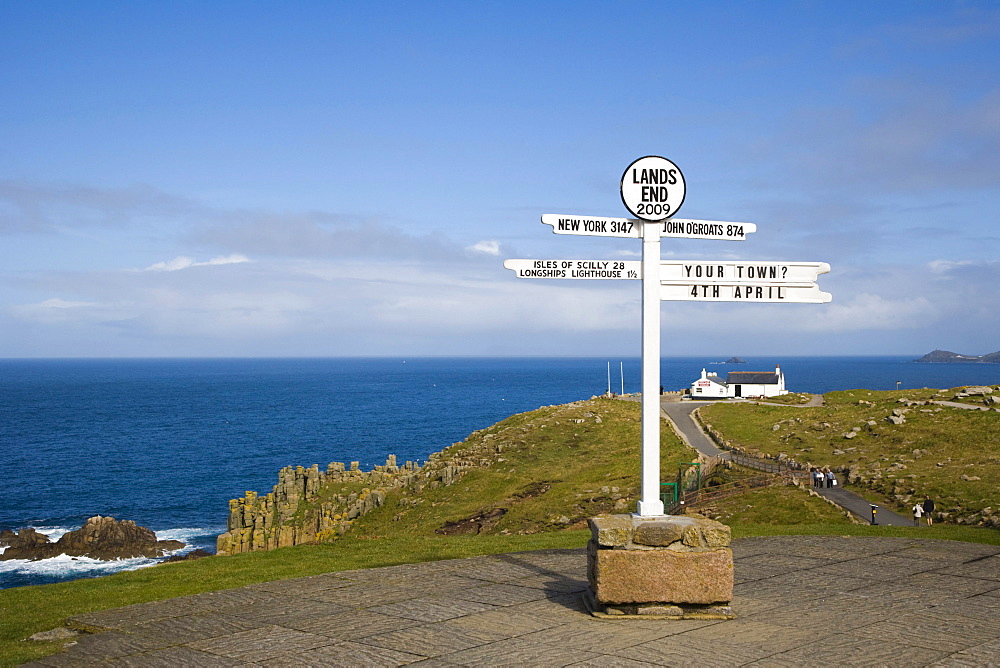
(2, 356), (998, 589)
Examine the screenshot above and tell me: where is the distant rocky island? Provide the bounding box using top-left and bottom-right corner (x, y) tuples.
(0, 516), (184, 561)
(914, 349), (1000, 364)
(709, 357), (746, 364)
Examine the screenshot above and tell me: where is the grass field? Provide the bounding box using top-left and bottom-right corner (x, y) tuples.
(347, 397), (694, 538)
(690, 483), (858, 525)
(700, 388), (999, 525)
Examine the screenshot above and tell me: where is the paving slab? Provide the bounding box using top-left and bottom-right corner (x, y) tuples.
(22, 538), (1000, 667)
(266, 639), (427, 668)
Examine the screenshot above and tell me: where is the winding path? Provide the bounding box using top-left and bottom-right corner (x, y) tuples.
(656, 396), (912, 526)
(658, 398), (728, 459)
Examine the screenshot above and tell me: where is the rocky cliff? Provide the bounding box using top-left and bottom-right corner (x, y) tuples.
(217, 438), (499, 555)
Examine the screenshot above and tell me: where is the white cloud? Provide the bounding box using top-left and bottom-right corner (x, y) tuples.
(0, 180), (199, 234)
(144, 254), (250, 272)
(929, 259), (979, 275)
(203, 254), (250, 267)
(193, 214), (463, 261)
(36, 298), (97, 309)
(796, 293), (936, 332)
(10, 298), (118, 325)
(145, 256), (196, 272)
(5, 248), (998, 356)
(468, 240), (501, 256)
(140, 289), (312, 337)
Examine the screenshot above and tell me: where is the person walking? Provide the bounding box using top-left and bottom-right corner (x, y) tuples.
(922, 496), (935, 526)
(912, 502), (924, 526)
(825, 469), (835, 488)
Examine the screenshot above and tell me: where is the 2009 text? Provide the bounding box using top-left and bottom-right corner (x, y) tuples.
(636, 202), (671, 217)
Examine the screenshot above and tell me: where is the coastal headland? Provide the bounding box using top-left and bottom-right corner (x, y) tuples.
(217, 384), (999, 556)
(914, 349), (1000, 364)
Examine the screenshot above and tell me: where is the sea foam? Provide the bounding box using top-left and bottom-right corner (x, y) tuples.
(0, 525), (223, 589)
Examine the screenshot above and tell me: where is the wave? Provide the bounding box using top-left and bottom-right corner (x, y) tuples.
(0, 552), (161, 581)
(29, 526), (72, 542)
(155, 526), (224, 547)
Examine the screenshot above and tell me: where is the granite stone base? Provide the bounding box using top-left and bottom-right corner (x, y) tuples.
(587, 514), (734, 619)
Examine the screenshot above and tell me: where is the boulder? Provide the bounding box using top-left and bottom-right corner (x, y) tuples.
(0, 516), (184, 561)
(1, 527), (51, 552)
(26, 627), (80, 642)
(162, 548), (213, 563)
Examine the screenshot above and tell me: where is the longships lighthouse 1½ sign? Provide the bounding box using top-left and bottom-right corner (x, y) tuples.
(504, 156), (832, 518)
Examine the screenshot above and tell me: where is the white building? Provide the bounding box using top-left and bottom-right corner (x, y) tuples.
(690, 365), (787, 399)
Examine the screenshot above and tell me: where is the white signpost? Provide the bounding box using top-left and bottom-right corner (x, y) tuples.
(505, 157), (831, 518)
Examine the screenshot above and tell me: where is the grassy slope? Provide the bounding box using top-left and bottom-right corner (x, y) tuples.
(700, 388), (1000, 522)
(694, 485), (855, 525)
(351, 398), (692, 538)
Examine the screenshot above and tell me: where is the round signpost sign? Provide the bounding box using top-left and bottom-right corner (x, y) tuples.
(620, 156), (685, 221)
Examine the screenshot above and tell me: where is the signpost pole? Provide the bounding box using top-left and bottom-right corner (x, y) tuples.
(637, 219), (665, 516)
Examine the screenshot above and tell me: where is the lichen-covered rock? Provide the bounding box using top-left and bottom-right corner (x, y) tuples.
(633, 521), (685, 547)
(589, 514), (731, 550)
(590, 515), (634, 547)
(0, 527), (50, 553)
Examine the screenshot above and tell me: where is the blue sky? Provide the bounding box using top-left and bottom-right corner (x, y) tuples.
(2, 1), (998, 357)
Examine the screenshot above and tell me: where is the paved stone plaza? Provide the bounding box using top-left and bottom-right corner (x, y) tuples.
(27, 536), (1000, 667)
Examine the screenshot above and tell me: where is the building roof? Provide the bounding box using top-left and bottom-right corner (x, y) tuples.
(726, 371), (779, 385)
